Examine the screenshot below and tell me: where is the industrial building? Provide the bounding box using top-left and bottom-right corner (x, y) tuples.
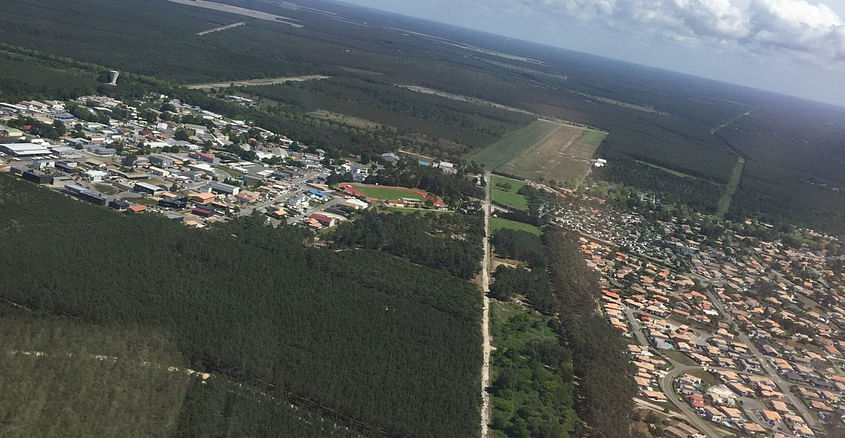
(0, 143), (52, 158)
(64, 184), (88, 195)
(159, 197), (187, 209)
(77, 189), (108, 206)
(109, 199), (130, 211)
(207, 181), (239, 196)
(148, 155), (175, 167)
(133, 182), (163, 195)
(22, 169), (53, 185)
(56, 161), (78, 173)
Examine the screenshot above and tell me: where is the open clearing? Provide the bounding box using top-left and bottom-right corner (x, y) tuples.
(491, 217), (540, 235)
(716, 156), (745, 219)
(309, 109), (393, 131)
(186, 75), (329, 90)
(167, 0), (303, 27)
(497, 121), (606, 184)
(469, 120), (559, 170)
(491, 175), (528, 210)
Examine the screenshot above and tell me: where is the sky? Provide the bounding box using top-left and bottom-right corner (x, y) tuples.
(339, 0), (845, 106)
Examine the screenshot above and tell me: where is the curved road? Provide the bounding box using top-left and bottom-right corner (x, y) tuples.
(701, 289), (819, 428)
(624, 309), (720, 438)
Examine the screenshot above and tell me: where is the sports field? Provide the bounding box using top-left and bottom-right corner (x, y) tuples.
(357, 186), (426, 201)
(491, 175), (528, 210)
(491, 218), (540, 236)
(340, 183), (445, 207)
(498, 123), (607, 184)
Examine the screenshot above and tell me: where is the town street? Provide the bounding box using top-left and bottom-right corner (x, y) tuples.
(702, 289), (820, 428)
(624, 308), (720, 438)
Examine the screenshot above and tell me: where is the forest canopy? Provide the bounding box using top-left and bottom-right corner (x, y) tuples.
(0, 174), (482, 438)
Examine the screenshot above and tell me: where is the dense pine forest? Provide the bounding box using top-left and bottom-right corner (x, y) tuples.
(329, 210), (484, 280)
(0, 174), (482, 437)
(544, 230), (638, 437)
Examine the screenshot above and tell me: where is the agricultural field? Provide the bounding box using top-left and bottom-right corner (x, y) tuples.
(497, 121), (606, 185)
(490, 175), (528, 210)
(491, 217), (541, 236)
(468, 120), (557, 170)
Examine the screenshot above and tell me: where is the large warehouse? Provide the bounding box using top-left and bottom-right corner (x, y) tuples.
(0, 143), (52, 158)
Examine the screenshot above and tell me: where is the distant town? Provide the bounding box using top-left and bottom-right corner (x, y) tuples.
(0, 95), (458, 229)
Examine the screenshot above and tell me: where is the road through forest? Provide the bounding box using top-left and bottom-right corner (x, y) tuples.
(480, 172), (492, 437)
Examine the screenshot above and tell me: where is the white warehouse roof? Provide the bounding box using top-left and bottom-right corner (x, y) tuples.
(0, 143), (52, 157)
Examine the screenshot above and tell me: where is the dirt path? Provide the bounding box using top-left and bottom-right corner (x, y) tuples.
(397, 84), (534, 116)
(480, 171), (492, 437)
(185, 75), (329, 90)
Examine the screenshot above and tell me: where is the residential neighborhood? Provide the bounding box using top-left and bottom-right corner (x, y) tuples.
(545, 184), (844, 438)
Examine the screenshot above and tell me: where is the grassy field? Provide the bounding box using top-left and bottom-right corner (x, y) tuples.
(491, 175), (528, 210)
(468, 120), (556, 170)
(661, 350), (697, 367)
(498, 121), (603, 184)
(581, 130), (608, 146)
(491, 217), (540, 236)
(716, 157), (745, 219)
(355, 185), (427, 201)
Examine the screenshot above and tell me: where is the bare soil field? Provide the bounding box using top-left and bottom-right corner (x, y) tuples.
(309, 109), (393, 131)
(498, 122), (604, 183)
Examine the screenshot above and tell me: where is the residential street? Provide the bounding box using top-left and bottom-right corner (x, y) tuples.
(624, 308), (720, 438)
(702, 289), (820, 428)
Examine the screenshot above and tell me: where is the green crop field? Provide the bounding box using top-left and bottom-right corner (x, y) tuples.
(491, 218), (540, 235)
(468, 120), (558, 170)
(490, 175), (528, 210)
(355, 185), (427, 201)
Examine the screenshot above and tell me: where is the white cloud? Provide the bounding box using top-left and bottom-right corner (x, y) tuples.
(513, 0), (845, 62)
(746, 0), (845, 59)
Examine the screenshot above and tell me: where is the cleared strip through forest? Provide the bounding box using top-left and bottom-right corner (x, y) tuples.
(197, 21), (245, 36)
(716, 156), (745, 219)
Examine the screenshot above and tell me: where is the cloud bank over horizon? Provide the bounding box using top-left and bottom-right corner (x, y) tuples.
(517, 0), (844, 64)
